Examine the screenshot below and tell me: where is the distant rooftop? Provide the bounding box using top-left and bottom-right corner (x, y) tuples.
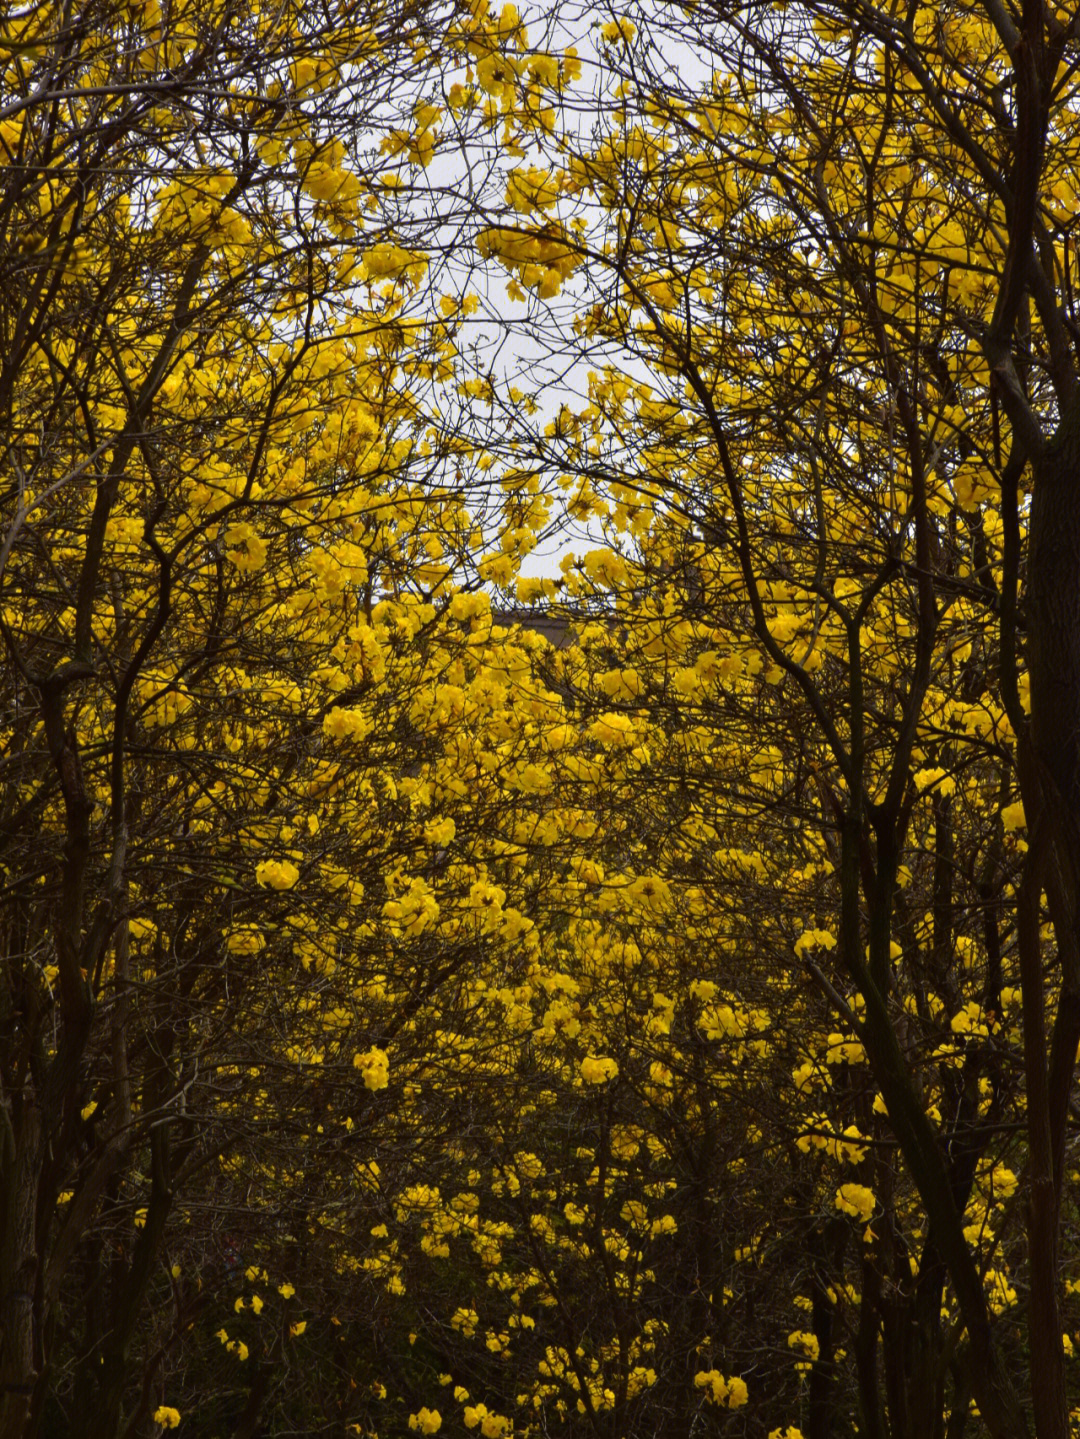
(491, 609), (575, 648)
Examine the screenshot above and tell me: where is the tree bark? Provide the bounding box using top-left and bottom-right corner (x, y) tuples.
(0, 1097), (41, 1439)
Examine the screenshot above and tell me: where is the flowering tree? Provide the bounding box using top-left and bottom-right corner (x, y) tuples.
(9, 0), (1080, 1436)
(464, 0), (1080, 1434)
(0, 0), (582, 1431)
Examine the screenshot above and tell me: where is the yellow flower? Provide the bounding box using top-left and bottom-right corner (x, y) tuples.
(835, 1184), (876, 1223)
(693, 1370), (748, 1407)
(382, 879), (439, 937)
(588, 712), (636, 746)
(353, 1047), (390, 1091)
(254, 859), (300, 890)
(423, 816), (456, 846)
(505, 164), (561, 213)
(363, 242), (429, 287)
(794, 928), (837, 956)
(600, 17), (636, 42)
(623, 874), (671, 912)
(225, 925), (265, 955)
(153, 1408), (181, 1429)
(787, 1330), (820, 1365)
(990, 1165), (1018, 1199)
(580, 1054), (618, 1084)
(914, 766), (955, 795)
(408, 1409), (442, 1433)
(464, 1405), (512, 1437)
(1001, 800), (1026, 832)
(726, 1377), (749, 1407)
(323, 706), (371, 741)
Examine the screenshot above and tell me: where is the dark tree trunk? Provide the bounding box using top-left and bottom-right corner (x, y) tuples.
(1014, 394), (1080, 1439)
(1029, 402), (1080, 819)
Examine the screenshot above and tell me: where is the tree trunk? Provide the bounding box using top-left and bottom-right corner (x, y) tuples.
(1019, 397), (1080, 1439)
(1029, 401), (1080, 821)
(0, 1099), (41, 1439)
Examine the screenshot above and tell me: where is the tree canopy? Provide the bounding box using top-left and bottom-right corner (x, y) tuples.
(3, 0), (1080, 1436)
